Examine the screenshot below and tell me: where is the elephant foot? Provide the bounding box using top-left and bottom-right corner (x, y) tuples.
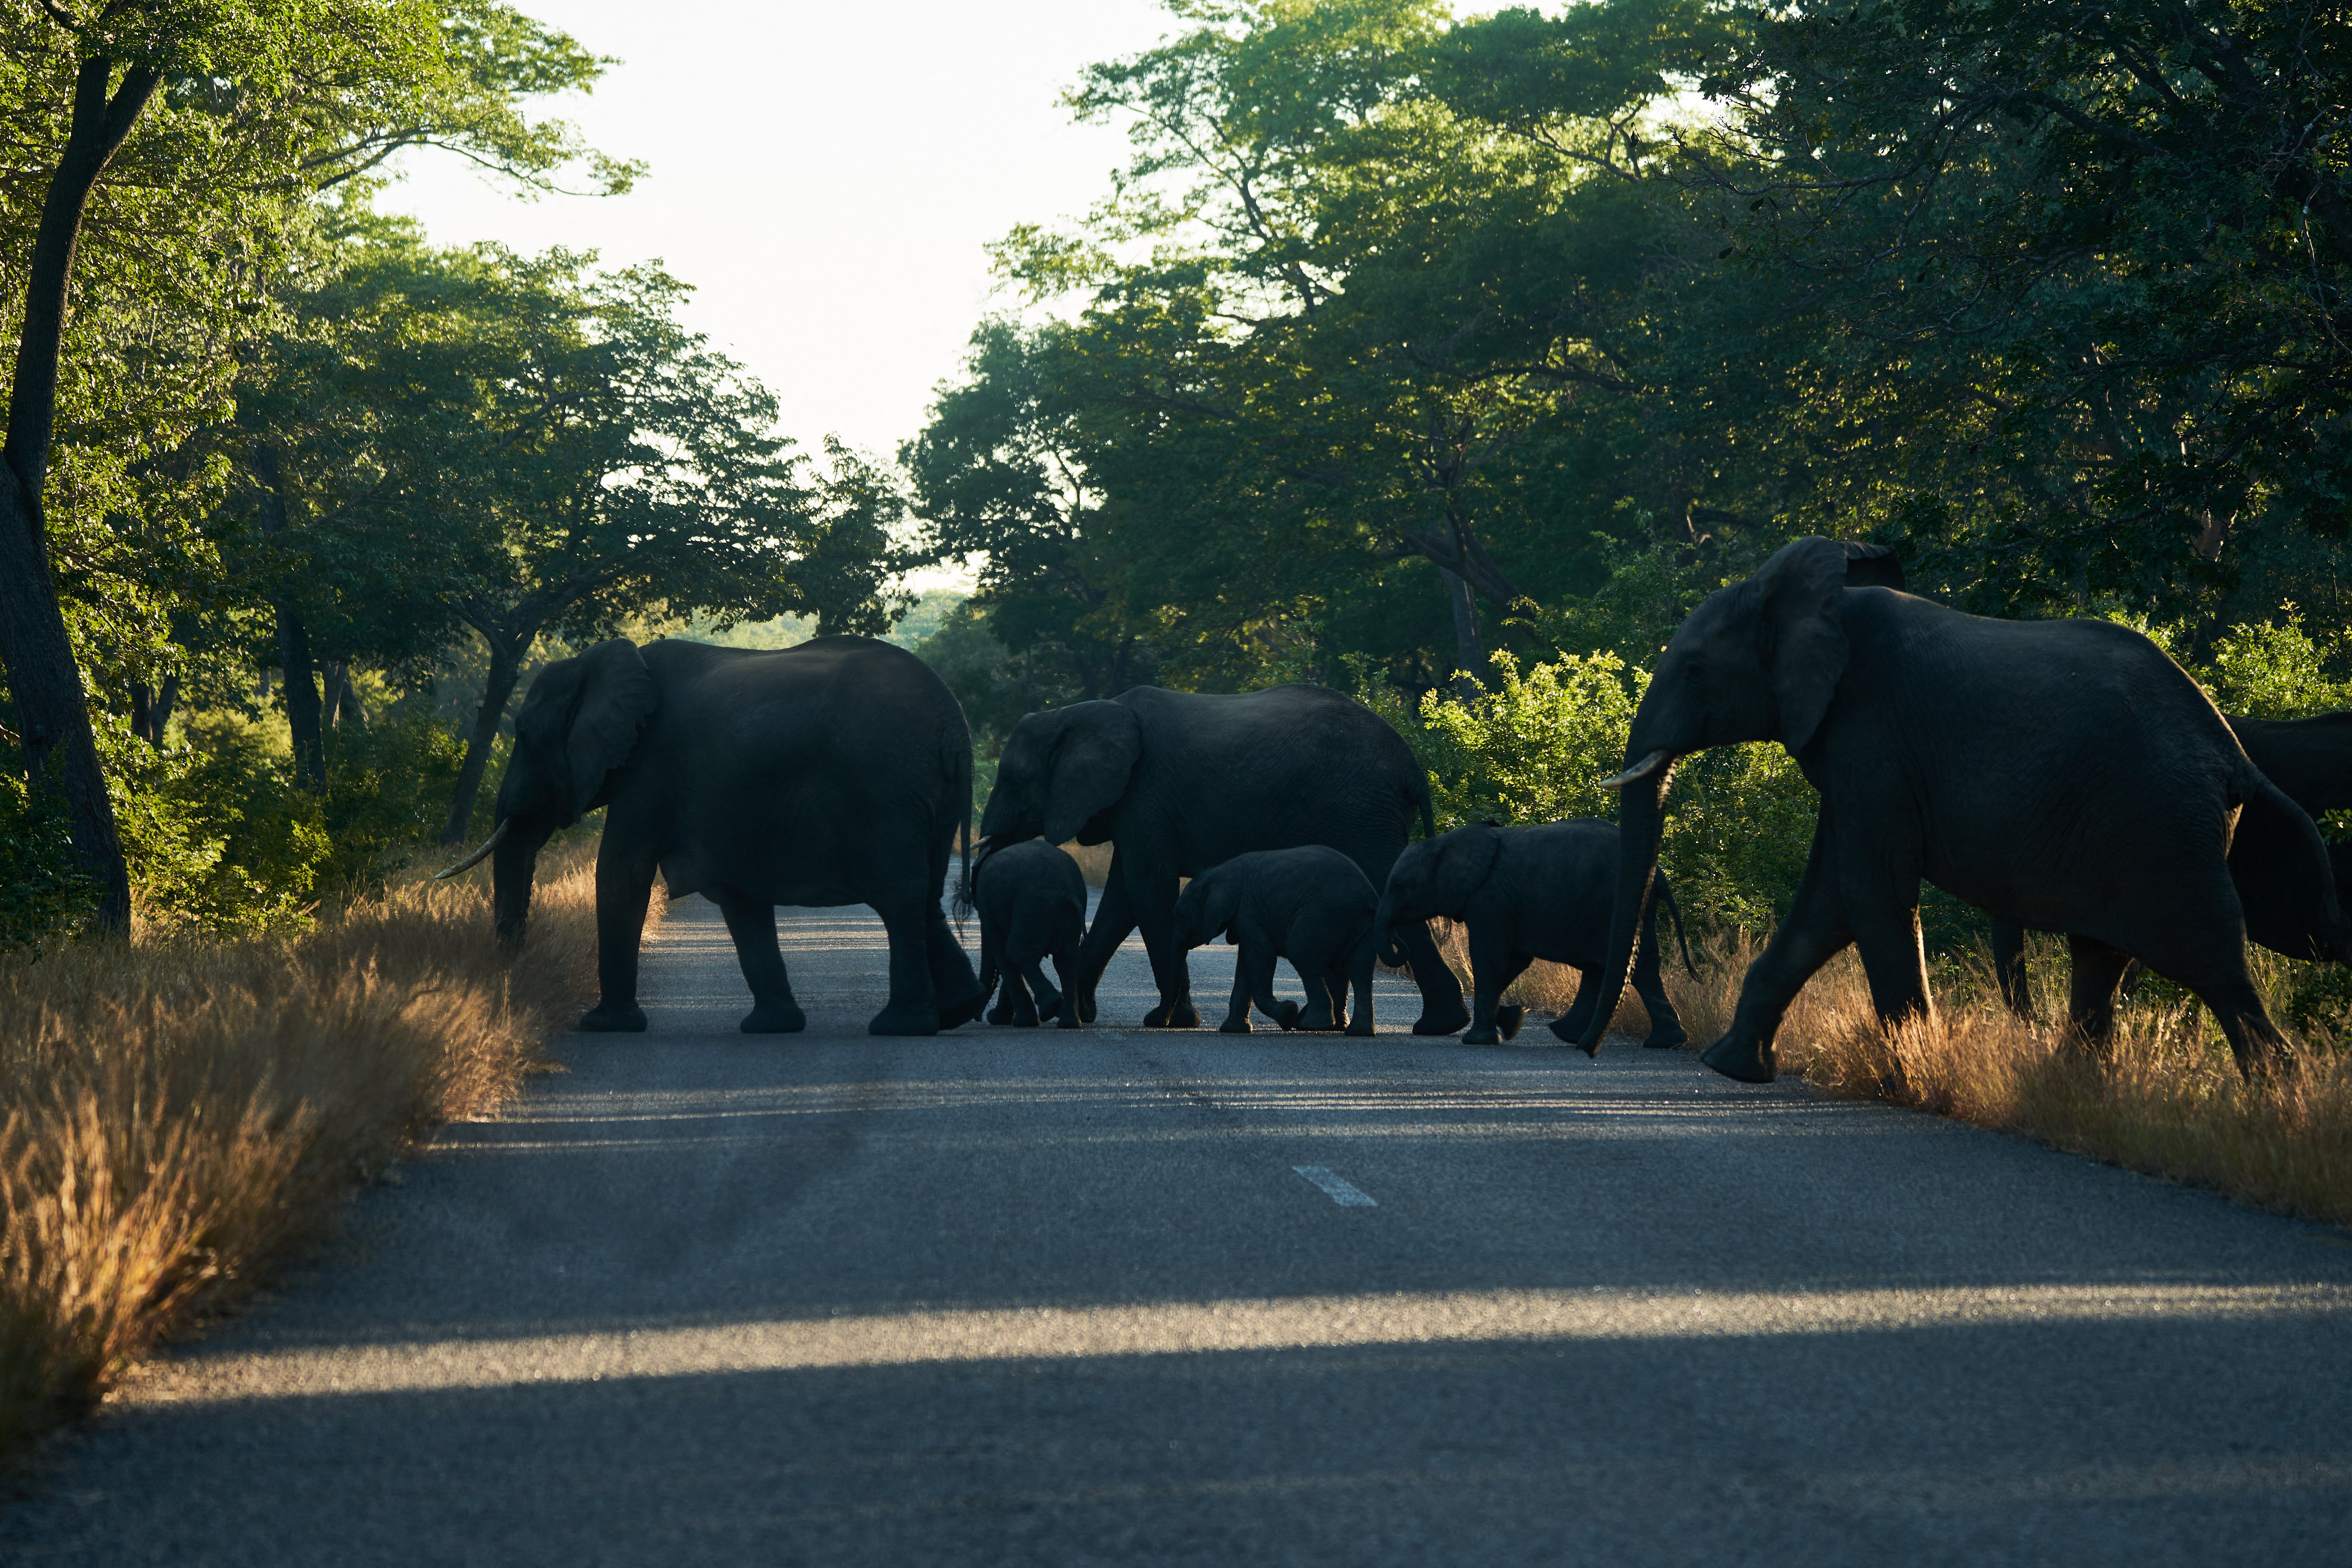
(1055, 1007), (1085, 1030)
(868, 1003), (942, 1037)
(1642, 1022), (1690, 1050)
(1218, 1015), (1253, 1034)
(1700, 1034), (1776, 1083)
(1343, 1019), (1374, 1037)
(739, 1002), (807, 1035)
(579, 1002), (648, 1033)
(1009, 1006), (1040, 1028)
(1144, 1001), (1203, 1028)
(1274, 1000), (1302, 1031)
(1077, 993), (1098, 1024)
(986, 1001), (1019, 1026)
(1497, 1004), (1525, 1042)
(1547, 1012), (1592, 1044)
(1411, 1001), (1473, 1036)
(937, 988), (988, 1030)
(1462, 1024), (1500, 1046)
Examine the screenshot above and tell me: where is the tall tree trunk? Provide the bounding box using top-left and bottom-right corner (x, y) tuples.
(1441, 565), (1486, 699)
(322, 661), (364, 728)
(442, 626), (528, 846)
(251, 443), (324, 788)
(0, 54), (164, 933)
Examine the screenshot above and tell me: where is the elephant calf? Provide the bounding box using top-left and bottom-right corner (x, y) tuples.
(973, 839), (1088, 1028)
(1171, 847), (1383, 1035)
(1379, 820), (1695, 1049)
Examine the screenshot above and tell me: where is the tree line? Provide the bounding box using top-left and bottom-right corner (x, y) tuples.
(3, 0), (2348, 946)
(910, 0), (2352, 729)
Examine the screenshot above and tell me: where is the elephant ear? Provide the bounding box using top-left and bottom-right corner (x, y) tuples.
(1752, 536), (1853, 756)
(563, 640), (658, 825)
(1841, 541), (1906, 592)
(1043, 700), (1142, 845)
(1428, 826), (1501, 915)
(1198, 869), (1244, 942)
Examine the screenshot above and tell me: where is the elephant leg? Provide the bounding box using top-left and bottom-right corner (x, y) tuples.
(2065, 933), (2134, 1049)
(1702, 811), (1855, 1083)
(927, 902), (986, 1029)
(1395, 916), (1471, 1035)
(1050, 947), (1084, 1029)
(1631, 894), (1688, 1049)
(1990, 916), (2034, 1019)
(1071, 869), (1139, 1026)
(581, 842), (656, 1033)
(719, 895), (805, 1035)
(995, 966), (1038, 1026)
(1836, 815), (1933, 1033)
(1548, 968), (1603, 1043)
(1461, 924), (1525, 1045)
(1130, 869), (1201, 1028)
(869, 893), (942, 1036)
(1344, 937), (1377, 1037)
(1016, 955), (1062, 1026)
(1285, 957), (1337, 1032)
(1218, 952), (1253, 1033)
(1244, 943), (1299, 1030)
(2129, 911), (2294, 1079)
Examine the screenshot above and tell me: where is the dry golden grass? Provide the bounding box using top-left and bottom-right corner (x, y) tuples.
(1062, 841), (1114, 889)
(1661, 930), (2352, 1229)
(0, 843), (608, 1464)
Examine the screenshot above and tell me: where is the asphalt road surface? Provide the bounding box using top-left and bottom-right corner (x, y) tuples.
(9, 882), (2352, 1566)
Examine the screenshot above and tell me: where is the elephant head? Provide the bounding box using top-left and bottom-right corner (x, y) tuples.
(1377, 825), (1500, 940)
(1171, 869), (1240, 952)
(980, 699), (1142, 847)
(441, 639), (657, 947)
(1575, 536), (1881, 1054)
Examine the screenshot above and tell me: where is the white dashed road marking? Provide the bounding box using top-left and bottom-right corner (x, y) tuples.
(1293, 1166), (1377, 1207)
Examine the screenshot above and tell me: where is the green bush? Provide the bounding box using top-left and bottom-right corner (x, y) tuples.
(110, 707), (469, 934)
(0, 769), (101, 953)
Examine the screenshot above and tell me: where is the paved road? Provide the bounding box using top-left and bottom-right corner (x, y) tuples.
(9, 885), (2352, 1565)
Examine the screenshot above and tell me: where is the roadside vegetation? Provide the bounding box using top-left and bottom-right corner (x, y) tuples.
(0, 844), (604, 1468)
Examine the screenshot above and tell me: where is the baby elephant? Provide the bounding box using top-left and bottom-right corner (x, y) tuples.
(1171, 846), (1384, 1035)
(1379, 819), (1694, 1048)
(972, 838), (1088, 1028)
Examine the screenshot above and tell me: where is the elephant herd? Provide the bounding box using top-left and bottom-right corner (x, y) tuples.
(446, 536), (2352, 1082)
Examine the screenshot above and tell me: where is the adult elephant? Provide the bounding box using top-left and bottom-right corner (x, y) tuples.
(1576, 536), (2341, 1080)
(1992, 711), (2352, 1011)
(977, 684), (1470, 1033)
(442, 636), (985, 1037)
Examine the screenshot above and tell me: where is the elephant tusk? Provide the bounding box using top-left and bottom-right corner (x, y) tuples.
(1601, 750), (1674, 791)
(434, 819), (510, 879)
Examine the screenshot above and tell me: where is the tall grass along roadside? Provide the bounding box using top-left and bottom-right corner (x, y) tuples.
(1660, 931), (2352, 1229)
(0, 846), (605, 1466)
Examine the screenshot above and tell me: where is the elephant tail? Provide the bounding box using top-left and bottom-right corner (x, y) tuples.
(1657, 874), (1698, 979)
(1415, 777), (1437, 841)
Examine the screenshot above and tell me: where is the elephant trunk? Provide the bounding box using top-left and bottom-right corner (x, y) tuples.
(1576, 760), (1675, 1056)
(490, 819), (548, 953)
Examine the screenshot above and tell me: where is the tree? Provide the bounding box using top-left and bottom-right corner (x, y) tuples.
(0, 0), (630, 928)
(903, 320), (1152, 707)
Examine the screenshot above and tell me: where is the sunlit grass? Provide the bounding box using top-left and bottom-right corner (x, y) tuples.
(0, 843), (608, 1464)
(1660, 930), (2352, 1229)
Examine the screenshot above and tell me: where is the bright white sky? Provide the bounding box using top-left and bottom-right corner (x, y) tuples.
(384, 0), (1175, 480)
